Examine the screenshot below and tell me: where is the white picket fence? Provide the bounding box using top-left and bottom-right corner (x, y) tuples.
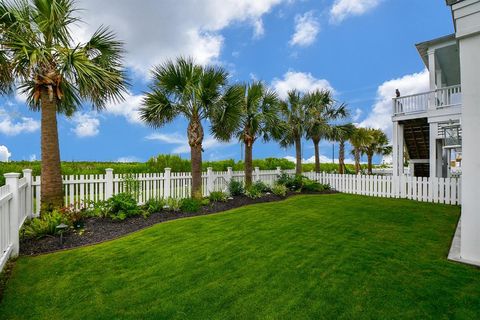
(0, 170), (32, 272)
(1, 167), (461, 273)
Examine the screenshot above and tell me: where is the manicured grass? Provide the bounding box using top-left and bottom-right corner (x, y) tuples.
(1, 194), (478, 319)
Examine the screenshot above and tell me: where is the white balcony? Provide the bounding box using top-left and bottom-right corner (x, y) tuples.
(393, 85), (462, 116)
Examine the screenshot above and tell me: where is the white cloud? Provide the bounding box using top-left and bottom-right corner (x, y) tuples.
(71, 112), (100, 137)
(284, 154), (356, 164)
(73, 0), (286, 75)
(289, 11), (320, 47)
(358, 69), (429, 137)
(146, 132), (235, 154)
(0, 109), (40, 136)
(0, 145), (11, 162)
(116, 156), (142, 163)
(29, 154), (37, 161)
(330, 0), (382, 24)
(105, 91), (144, 124)
(271, 71), (335, 99)
(352, 108), (363, 121)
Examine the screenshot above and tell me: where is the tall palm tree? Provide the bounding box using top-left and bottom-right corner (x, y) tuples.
(0, 0), (128, 211)
(349, 127), (372, 174)
(235, 81), (279, 188)
(304, 89), (348, 173)
(140, 57), (242, 199)
(360, 128), (389, 174)
(278, 90), (307, 175)
(326, 123), (355, 174)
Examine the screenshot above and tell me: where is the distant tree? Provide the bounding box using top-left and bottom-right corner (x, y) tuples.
(0, 0), (128, 210)
(349, 127), (372, 174)
(304, 89), (348, 173)
(277, 90), (307, 175)
(235, 81), (280, 187)
(140, 57), (242, 199)
(360, 129), (389, 174)
(326, 123), (356, 174)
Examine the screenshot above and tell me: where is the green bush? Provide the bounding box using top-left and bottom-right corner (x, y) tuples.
(143, 198), (165, 215)
(302, 180), (330, 192)
(228, 180), (244, 196)
(209, 191), (228, 202)
(245, 186), (263, 199)
(22, 211), (70, 239)
(271, 184), (288, 197)
(252, 181), (270, 193)
(180, 198), (202, 213)
(276, 173), (303, 191)
(165, 198), (182, 212)
(105, 193), (140, 221)
(201, 198), (211, 206)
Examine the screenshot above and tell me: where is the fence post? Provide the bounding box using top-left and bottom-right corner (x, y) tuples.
(164, 168), (171, 198)
(22, 169), (33, 217)
(207, 167), (214, 194)
(5, 173), (20, 257)
(105, 168), (114, 199)
(227, 167), (233, 182)
(254, 167), (260, 182)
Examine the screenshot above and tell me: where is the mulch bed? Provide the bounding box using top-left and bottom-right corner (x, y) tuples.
(19, 190), (337, 256)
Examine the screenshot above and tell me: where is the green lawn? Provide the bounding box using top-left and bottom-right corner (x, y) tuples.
(1, 194), (478, 319)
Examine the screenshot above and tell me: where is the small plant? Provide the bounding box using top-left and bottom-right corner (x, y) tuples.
(22, 211), (70, 239)
(105, 193), (140, 221)
(143, 198), (165, 215)
(180, 198), (202, 213)
(252, 181), (270, 193)
(301, 180), (331, 192)
(201, 198), (211, 206)
(209, 191), (228, 202)
(276, 173), (303, 191)
(123, 174), (141, 199)
(228, 179), (244, 196)
(165, 197), (182, 212)
(59, 204), (87, 228)
(245, 185), (263, 199)
(271, 184), (288, 197)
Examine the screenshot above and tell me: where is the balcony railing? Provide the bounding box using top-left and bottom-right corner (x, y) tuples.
(393, 85), (462, 116)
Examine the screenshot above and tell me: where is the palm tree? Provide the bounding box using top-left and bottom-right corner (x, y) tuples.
(235, 81), (279, 188)
(360, 128), (389, 174)
(349, 127), (372, 174)
(326, 123), (355, 174)
(140, 57), (242, 199)
(304, 89), (348, 173)
(0, 0), (128, 210)
(278, 90), (307, 175)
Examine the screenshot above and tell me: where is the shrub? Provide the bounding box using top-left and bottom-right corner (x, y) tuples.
(180, 198), (202, 213)
(251, 181), (270, 193)
(143, 198), (165, 215)
(209, 191), (228, 202)
(165, 197), (182, 212)
(271, 184), (288, 197)
(59, 204), (87, 228)
(22, 211), (70, 239)
(276, 173), (303, 191)
(228, 179), (244, 196)
(245, 187), (262, 199)
(201, 198), (211, 206)
(302, 180), (331, 192)
(105, 193), (140, 221)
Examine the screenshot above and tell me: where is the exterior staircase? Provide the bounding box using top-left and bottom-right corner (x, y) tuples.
(401, 118), (430, 177)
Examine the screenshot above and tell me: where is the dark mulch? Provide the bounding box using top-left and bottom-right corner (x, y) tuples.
(19, 190), (337, 256)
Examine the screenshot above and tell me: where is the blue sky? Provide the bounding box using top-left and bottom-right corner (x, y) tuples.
(0, 0), (454, 164)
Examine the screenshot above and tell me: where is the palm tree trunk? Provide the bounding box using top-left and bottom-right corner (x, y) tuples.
(40, 88), (63, 212)
(367, 153), (373, 175)
(313, 138), (321, 173)
(295, 135), (302, 175)
(339, 140), (345, 174)
(244, 138), (253, 188)
(354, 148), (361, 174)
(188, 118), (204, 199)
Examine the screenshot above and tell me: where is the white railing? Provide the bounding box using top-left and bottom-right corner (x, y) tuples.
(0, 170), (33, 272)
(393, 85), (462, 115)
(303, 172), (461, 205)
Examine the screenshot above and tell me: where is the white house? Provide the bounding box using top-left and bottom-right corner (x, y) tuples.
(392, 0), (480, 266)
